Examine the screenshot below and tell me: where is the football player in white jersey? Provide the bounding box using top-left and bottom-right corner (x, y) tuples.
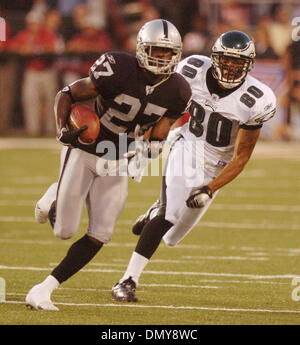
(111, 30), (276, 302)
(25, 19), (191, 311)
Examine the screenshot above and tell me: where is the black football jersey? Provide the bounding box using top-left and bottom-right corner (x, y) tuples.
(77, 51), (191, 159)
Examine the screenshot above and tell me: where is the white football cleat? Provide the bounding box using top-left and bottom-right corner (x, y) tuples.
(34, 202), (48, 224)
(34, 183), (58, 224)
(25, 284), (59, 311)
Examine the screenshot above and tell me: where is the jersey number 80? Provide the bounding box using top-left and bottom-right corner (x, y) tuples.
(189, 100), (232, 147)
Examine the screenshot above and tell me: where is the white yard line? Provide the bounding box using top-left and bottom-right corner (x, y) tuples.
(3, 299), (300, 314)
(0, 237), (300, 255)
(1, 200), (300, 212)
(0, 138), (59, 150)
(0, 216), (299, 231)
(2, 187), (296, 199)
(0, 264), (298, 280)
(0, 188), (44, 195)
(145, 256), (269, 262)
(0, 138), (299, 158)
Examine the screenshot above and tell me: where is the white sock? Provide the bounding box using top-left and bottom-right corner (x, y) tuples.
(38, 182), (58, 212)
(120, 252), (149, 285)
(40, 275), (60, 294)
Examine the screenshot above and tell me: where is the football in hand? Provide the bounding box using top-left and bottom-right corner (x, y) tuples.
(68, 104), (100, 145)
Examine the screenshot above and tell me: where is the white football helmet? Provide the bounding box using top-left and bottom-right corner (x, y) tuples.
(211, 30), (256, 89)
(136, 19), (182, 75)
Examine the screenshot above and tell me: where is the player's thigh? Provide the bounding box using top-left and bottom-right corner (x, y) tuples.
(163, 138), (205, 224)
(86, 175), (128, 243)
(163, 192), (218, 246)
(162, 138), (217, 245)
(54, 148), (94, 239)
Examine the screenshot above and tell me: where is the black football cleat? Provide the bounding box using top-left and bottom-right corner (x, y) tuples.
(132, 200), (160, 235)
(111, 277), (138, 302)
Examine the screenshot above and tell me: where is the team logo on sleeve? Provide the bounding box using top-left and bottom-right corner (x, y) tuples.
(145, 85), (154, 95)
(107, 54), (116, 64)
(254, 108), (276, 124)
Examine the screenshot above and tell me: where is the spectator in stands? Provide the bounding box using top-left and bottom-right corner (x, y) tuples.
(253, 16), (278, 60)
(56, 0), (86, 40)
(284, 40), (300, 87)
(9, 11), (60, 136)
(114, 0), (159, 52)
(45, 9), (65, 53)
(28, 0), (49, 15)
(0, 7), (18, 134)
(215, 0), (251, 35)
(282, 39), (300, 140)
(182, 14), (211, 57)
(65, 15), (113, 79)
(265, 4), (292, 58)
(67, 16), (113, 54)
(71, 2), (88, 33)
(288, 80), (300, 140)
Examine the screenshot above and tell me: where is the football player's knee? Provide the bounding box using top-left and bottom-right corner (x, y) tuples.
(162, 223), (179, 247)
(88, 228), (113, 244)
(53, 224), (76, 240)
(163, 235), (178, 247)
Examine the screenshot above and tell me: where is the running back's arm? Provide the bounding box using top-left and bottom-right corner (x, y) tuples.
(54, 77), (99, 135)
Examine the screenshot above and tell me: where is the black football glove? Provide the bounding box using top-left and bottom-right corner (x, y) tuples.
(186, 186), (213, 209)
(57, 125), (88, 147)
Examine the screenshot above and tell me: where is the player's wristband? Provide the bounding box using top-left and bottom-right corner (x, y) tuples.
(201, 185), (213, 198)
(61, 85), (75, 103)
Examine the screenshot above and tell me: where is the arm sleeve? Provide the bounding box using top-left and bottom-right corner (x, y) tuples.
(89, 52), (131, 97)
(241, 88), (276, 128)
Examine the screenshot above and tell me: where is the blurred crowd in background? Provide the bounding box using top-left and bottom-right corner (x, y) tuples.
(0, 0), (300, 141)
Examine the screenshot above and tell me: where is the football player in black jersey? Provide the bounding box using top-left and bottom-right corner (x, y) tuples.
(25, 19), (191, 311)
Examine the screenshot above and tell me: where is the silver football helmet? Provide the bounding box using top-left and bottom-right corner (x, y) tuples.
(211, 30), (256, 89)
(136, 19), (182, 75)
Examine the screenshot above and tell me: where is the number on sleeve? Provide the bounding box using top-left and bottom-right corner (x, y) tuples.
(90, 54), (114, 79)
(181, 58), (204, 79)
(240, 93), (256, 108)
(240, 85), (264, 108)
(247, 85), (264, 98)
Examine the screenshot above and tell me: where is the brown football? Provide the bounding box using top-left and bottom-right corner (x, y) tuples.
(68, 104), (100, 145)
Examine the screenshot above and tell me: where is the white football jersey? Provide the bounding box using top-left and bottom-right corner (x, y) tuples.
(176, 55), (276, 176)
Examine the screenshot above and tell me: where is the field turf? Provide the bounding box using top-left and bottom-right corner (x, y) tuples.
(0, 139), (300, 327)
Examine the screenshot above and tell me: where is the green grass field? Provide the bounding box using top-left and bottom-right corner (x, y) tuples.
(0, 139), (300, 325)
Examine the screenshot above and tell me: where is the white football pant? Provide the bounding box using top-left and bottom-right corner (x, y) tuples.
(161, 138), (219, 246)
(52, 146), (128, 242)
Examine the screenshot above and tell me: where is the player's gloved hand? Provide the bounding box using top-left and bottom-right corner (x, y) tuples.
(56, 125), (88, 147)
(186, 186), (213, 209)
(125, 123), (156, 161)
(125, 123), (160, 183)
